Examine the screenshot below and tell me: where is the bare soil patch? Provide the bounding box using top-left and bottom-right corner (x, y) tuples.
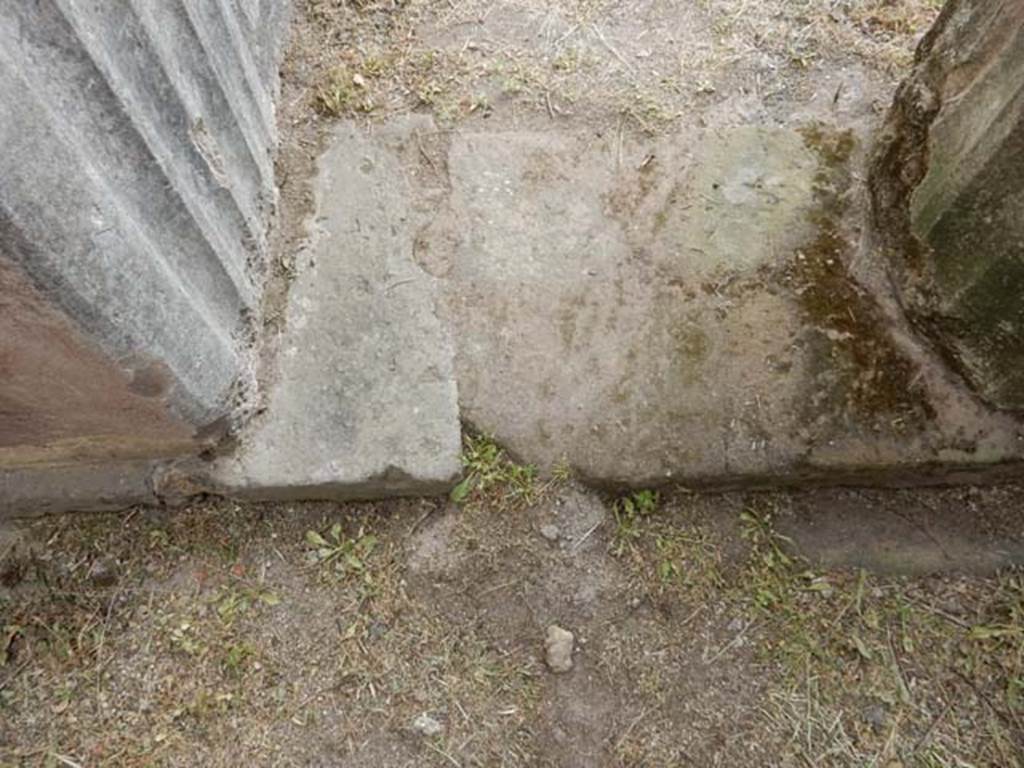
(3, 439), (1024, 766)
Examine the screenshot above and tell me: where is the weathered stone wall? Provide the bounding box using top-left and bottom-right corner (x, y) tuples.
(870, 0), (1024, 410)
(0, 0), (289, 467)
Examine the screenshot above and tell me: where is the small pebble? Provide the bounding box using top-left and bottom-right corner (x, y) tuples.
(412, 713), (443, 737)
(87, 557), (119, 588)
(545, 625), (574, 673)
(540, 524), (560, 542)
(863, 704), (887, 732)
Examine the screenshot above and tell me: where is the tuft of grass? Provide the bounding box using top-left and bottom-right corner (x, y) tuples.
(610, 490), (727, 602)
(735, 501), (1024, 766)
(450, 434), (539, 509)
(619, 92), (677, 134)
(313, 66), (375, 116)
(605, 493), (1024, 765)
(551, 456), (573, 482)
(611, 489), (659, 555)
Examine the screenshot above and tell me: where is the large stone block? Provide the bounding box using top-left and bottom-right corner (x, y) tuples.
(870, 0), (1024, 410)
(211, 120), (462, 501)
(407, 121), (1023, 487)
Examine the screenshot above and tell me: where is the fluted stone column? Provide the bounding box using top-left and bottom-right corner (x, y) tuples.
(0, 0), (289, 471)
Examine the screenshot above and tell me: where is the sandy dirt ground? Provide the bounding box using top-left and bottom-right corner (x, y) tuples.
(3, 437), (1024, 766)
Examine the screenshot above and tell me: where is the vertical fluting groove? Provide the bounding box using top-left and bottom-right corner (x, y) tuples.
(126, 0), (271, 252)
(56, 1), (262, 307)
(180, 0), (276, 184)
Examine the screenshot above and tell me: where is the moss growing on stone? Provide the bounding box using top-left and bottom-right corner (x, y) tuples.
(783, 124), (934, 431)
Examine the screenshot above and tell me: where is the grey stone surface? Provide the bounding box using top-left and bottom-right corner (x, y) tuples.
(0, 1), (289, 428)
(212, 121), (462, 500)
(404, 125), (1024, 485)
(432, 128), (816, 483)
(1, 461), (160, 517)
(412, 713), (444, 738)
(871, 0), (1024, 410)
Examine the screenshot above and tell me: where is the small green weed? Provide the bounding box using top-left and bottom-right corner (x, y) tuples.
(610, 492), (726, 600)
(450, 434), (538, 508)
(164, 584), (279, 665)
(611, 490), (659, 556)
(551, 457), (573, 482)
(223, 641), (256, 673)
(739, 507), (802, 610)
(214, 585), (280, 627)
(169, 620), (205, 657)
(305, 523), (378, 579)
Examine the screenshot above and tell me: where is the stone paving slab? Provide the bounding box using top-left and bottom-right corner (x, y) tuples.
(412, 125), (1024, 486)
(210, 118), (1023, 501)
(212, 122), (462, 500)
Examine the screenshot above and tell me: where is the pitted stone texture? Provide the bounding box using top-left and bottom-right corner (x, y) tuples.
(214, 122), (461, 500)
